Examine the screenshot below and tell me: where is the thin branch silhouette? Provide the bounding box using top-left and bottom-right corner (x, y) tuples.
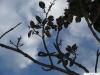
(95, 50), (100, 73)
(0, 0), (100, 75)
(78, 0), (100, 43)
(0, 22), (22, 39)
(0, 43), (79, 75)
(41, 0), (57, 66)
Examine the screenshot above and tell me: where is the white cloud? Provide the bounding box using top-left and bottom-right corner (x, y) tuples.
(0, 0), (100, 74)
(48, 0), (68, 17)
(69, 18), (92, 38)
(0, 0), (41, 71)
(22, 32), (41, 47)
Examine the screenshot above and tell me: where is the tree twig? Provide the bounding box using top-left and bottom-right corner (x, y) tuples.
(68, 58), (89, 73)
(95, 50), (100, 73)
(46, 0), (56, 17)
(78, 0), (100, 43)
(0, 22), (22, 39)
(55, 30), (62, 53)
(41, 0), (57, 66)
(43, 52), (89, 73)
(85, 18), (100, 43)
(0, 43), (79, 75)
(42, 29), (54, 65)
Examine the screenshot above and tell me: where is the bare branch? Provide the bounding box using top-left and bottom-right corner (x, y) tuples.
(10, 36), (24, 49)
(95, 50), (100, 73)
(42, 25), (53, 65)
(46, 0), (56, 17)
(0, 43), (79, 75)
(55, 31), (62, 53)
(68, 58), (89, 73)
(0, 22), (22, 39)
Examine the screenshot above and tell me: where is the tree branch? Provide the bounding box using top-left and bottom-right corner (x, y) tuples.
(0, 22), (22, 39)
(43, 52), (89, 73)
(68, 58), (89, 73)
(95, 50), (100, 73)
(85, 18), (100, 43)
(55, 30), (62, 53)
(46, 0), (56, 17)
(41, 0), (57, 66)
(0, 43), (79, 75)
(42, 28), (53, 65)
(78, 0), (100, 43)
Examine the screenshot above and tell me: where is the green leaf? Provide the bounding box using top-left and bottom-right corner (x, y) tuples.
(28, 30), (32, 38)
(30, 20), (35, 28)
(66, 45), (72, 52)
(35, 15), (42, 23)
(75, 16), (81, 23)
(45, 30), (51, 37)
(47, 21), (53, 26)
(72, 44), (77, 51)
(64, 60), (68, 65)
(42, 19), (47, 25)
(34, 25), (41, 29)
(39, 1), (45, 9)
(48, 15), (54, 21)
(45, 25), (51, 30)
(56, 16), (64, 26)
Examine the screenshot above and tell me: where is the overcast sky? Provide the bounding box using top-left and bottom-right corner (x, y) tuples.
(0, 0), (100, 75)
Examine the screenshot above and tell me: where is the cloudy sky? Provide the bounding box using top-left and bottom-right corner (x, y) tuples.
(0, 0), (100, 75)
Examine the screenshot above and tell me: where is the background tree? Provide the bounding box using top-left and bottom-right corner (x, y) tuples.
(0, 0), (100, 75)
